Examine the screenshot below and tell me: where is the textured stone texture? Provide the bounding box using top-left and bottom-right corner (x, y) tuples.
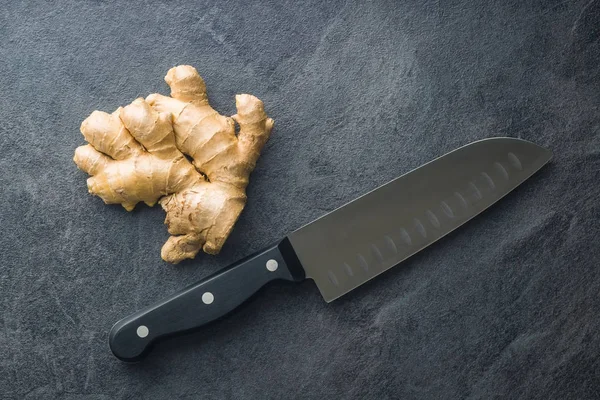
(1, 0), (599, 398)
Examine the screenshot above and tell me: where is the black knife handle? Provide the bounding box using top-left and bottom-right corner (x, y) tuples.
(109, 238), (305, 362)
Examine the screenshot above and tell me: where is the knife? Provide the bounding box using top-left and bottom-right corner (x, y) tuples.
(109, 137), (552, 361)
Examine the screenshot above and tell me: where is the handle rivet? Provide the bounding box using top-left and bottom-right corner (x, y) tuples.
(136, 325), (149, 338)
(202, 292), (214, 305)
(266, 259), (278, 272)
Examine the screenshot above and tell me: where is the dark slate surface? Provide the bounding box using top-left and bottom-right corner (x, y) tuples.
(1, 0), (599, 398)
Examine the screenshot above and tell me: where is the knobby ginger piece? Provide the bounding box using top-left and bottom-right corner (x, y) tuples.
(74, 65), (273, 263)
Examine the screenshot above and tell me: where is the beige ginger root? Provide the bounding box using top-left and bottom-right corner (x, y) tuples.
(74, 65), (274, 263)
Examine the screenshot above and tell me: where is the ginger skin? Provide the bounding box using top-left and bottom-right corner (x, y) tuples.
(74, 66), (273, 263)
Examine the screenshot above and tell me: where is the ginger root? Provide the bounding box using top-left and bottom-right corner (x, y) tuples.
(74, 65), (273, 263)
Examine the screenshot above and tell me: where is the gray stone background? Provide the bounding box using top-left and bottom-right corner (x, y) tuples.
(1, 0), (599, 398)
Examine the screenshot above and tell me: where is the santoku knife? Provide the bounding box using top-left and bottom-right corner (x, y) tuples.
(109, 137), (552, 361)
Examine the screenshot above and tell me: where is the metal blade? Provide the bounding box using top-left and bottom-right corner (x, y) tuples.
(287, 138), (552, 302)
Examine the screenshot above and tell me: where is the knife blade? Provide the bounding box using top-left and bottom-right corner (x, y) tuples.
(109, 137), (552, 361)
